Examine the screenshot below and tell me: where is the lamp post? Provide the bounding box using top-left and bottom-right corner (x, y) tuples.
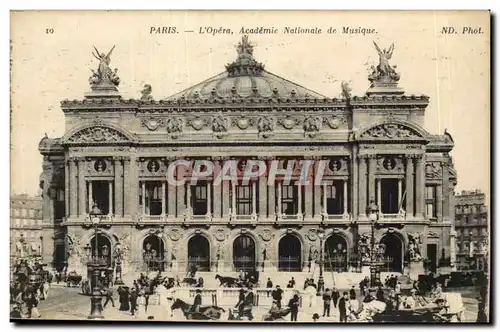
(316, 229), (325, 296)
(88, 204), (104, 320)
(367, 200), (380, 288)
(114, 242), (124, 285)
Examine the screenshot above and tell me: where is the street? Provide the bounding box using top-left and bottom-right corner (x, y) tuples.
(30, 285), (480, 322)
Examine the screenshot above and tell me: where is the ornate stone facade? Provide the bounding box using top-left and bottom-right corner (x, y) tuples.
(38, 37), (456, 276)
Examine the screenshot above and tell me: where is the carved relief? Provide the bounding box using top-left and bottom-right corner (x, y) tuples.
(232, 116), (255, 130)
(258, 228), (274, 242)
(212, 116), (229, 137)
(141, 117), (164, 131)
(328, 158), (343, 172)
(408, 233), (422, 262)
(360, 124), (421, 139)
(377, 155), (404, 174)
(278, 116), (300, 130)
(257, 116), (275, 138)
(426, 162), (442, 179)
(324, 115), (346, 129)
(305, 229), (318, 242)
(87, 158), (113, 175)
(67, 126), (130, 143)
(147, 159), (161, 173)
(214, 228), (226, 242)
(168, 228), (182, 242)
(303, 116), (322, 137)
(166, 118), (184, 136)
(188, 116), (209, 131)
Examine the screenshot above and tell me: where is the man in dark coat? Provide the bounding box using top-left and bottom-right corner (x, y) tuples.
(349, 285), (357, 300)
(338, 292), (349, 322)
(244, 286), (255, 321)
(103, 285), (115, 308)
(129, 288), (138, 316)
(235, 288), (246, 315)
(376, 286), (385, 302)
(266, 278), (273, 297)
(331, 287), (340, 308)
(288, 294), (300, 322)
(118, 286), (130, 311)
(193, 289), (202, 311)
(271, 285), (283, 309)
(322, 288), (332, 317)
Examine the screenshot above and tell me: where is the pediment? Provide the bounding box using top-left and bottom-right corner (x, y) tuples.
(357, 120), (428, 141)
(65, 126), (132, 144)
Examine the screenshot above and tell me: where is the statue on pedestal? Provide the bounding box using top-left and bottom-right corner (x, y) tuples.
(368, 41), (401, 84)
(89, 45), (120, 87)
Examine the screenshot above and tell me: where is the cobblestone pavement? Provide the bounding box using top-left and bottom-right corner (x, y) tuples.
(26, 286), (480, 322)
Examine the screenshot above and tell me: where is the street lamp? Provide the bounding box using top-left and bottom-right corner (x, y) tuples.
(114, 242), (124, 285)
(316, 229), (325, 296)
(367, 200), (380, 288)
(88, 204), (104, 320)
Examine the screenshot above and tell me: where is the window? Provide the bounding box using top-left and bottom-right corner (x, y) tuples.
(325, 181), (343, 215)
(235, 183), (253, 215)
(146, 182), (163, 215)
(191, 182), (208, 216)
(281, 184), (299, 215)
(380, 179), (400, 214)
(425, 186), (437, 218)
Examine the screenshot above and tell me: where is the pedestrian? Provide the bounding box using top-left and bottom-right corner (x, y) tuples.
(244, 285), (255, 320)
(271, 285), (283, 309)
(26, 292), (41, 319)
(290, 277), (296, 288)
(376, 286), (385, 302)
(288, 293), (300, 322)
(338, 292), (349, 322)
(266, 278), (273, 297)
(10, 304), (23, 319)
(118, 286), (130, 311)
(193, 289), (202, 313)
(129, 287), (138, 317)
(322, 288), (331, 317)
(312, 313), (320, 322)
(103, 285), (115, 308)
(395, 281), (401, 295)
(235, 288), (245, 314)
(331, 287), (340, 308)
(349, 285), (357, 300)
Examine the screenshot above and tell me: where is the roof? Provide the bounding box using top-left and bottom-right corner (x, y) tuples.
(165, 35), (325, 102)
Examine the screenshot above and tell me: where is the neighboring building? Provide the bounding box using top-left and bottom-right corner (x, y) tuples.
(454, 189), (489, 271)
(37, 36), (457, 278)
(10, 194), (43, 264)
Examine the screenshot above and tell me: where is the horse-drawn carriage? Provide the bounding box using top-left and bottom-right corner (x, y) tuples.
(66, 271), (83, 287)
(215, 271), (260, 288)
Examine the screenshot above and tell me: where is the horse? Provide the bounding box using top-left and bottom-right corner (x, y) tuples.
(215, 274), (239, 287)
(170, 298), (226, 320)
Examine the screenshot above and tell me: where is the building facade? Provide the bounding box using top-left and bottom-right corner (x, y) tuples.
(10, 194), (43, 264)
(38, 37), (457, 276)
(454, 189), (489, 271)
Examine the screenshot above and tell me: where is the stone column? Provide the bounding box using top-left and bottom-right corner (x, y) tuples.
(368, 155), (377, 204)
(351, 152), (358, 218)
(78, 158), (86, 216)
(124, 157), (138, 218)
(108, 180), (113, 216)
(322, 183), (327, 215)
(64, 160), (69, 217)
(168, 180), (176, 219)
(186, 182), (192, 212)
(405, 155), (414, 218)
(141, 181), (146, 215)
(176, 168), (186, 217)
(304, 177), (313, 219)
(376, 179), (382, 210)
(207, 181), (212, 215)
(313, 175), (322, 219)
(343, 179), (348, 215)
(277, 181), (282, 216)
(358, 156), (367, 218)
(161, 181), (166, 217)
(268, 179), (276, 220)
(436, 184), (443, 220)
(213, 160), (222, 219)
(259, 174), (267, 220)
(398, 178), (403, 208)
(88, 180), (93, 211)
(252, 181), (257, 215)
(297, 183), (302, 215)
(222, 179), (230, 218)
(415, 155), (425, 218)
(114, 158), (123, 217)
(442, 158), (451, 222)
(231, 180), (236, 215)
(69, 158), (78, 217)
